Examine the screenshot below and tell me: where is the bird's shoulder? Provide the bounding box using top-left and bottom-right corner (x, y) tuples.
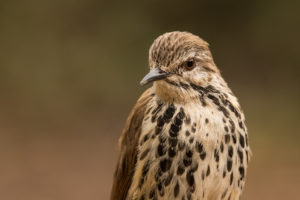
(110, 88), (153, 200)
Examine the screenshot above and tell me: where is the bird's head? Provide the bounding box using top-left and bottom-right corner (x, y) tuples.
(140, 31), (223, 104)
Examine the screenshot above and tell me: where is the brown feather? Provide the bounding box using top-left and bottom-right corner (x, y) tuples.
(110, 88), (153, 200)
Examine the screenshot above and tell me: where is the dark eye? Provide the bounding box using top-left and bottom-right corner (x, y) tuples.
(184, 59), (196, 70)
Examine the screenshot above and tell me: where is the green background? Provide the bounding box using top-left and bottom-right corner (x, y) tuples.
(0, 0), (299, 199)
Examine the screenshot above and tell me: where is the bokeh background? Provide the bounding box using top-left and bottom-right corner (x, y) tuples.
(0, 1), (299, 199)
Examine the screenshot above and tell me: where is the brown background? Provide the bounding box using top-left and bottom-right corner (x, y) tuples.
(0, 0), (299, 199)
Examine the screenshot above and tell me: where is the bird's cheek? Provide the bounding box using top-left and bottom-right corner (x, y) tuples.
(186, 71), (207, 85)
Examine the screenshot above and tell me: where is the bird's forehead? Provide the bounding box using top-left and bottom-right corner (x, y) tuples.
(149, 32), (208, 67)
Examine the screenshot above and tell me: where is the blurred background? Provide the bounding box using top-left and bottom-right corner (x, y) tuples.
(0, 0), (299, 199)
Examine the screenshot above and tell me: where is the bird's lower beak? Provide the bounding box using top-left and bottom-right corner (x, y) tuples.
(140, 67), (169, 86)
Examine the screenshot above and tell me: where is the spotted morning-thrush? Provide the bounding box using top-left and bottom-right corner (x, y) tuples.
(111, 31), (250, 200)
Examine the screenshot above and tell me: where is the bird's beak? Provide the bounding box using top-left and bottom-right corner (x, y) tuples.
(140, 67), (169, 86)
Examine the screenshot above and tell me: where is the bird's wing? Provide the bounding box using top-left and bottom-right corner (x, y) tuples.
(110, 88), (153, 200)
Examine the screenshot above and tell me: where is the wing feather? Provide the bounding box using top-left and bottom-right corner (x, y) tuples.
(110, 89), (153, 200)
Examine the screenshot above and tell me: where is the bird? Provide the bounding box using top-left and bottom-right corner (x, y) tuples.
(110, 31), (250, 200)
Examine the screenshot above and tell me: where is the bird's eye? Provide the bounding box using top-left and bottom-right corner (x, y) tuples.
(184, 59), (196, 71)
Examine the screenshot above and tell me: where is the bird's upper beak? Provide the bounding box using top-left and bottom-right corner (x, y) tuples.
(140, 67), (170, 86)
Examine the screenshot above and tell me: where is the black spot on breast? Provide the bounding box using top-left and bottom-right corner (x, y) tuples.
(163, 104), (176, 122)
(225, 134), (230, 144)
(206, 165), (210, 176)
(239, 134), (245, 148)
(178, 141), (185, 151)
(196, 141), (204, 153)
(155, 168), (163, 182)
(227, 159), (232, 171)
(223, 170), (226, 178)
(186, 170), (195, 186)
(238, 149), (244, 163)
(239, 166), (245, 180)
(168, 147), (177, 157)
(177, 164), (185, 175)
(229, 119), (235, 133)
(185, 115), (191, 125)
(232, 134), (237, 144)
(160, 158), (172, 172)
(174, 181), (180, 198)
(157, 116), (165, 127)
(185, 130), (190, 136)
(157, 144), (166, 157)
(200, 152), (206, 160)
(140, 133), (150, 145)
(169, 109), (185, 137)
(239, 121), (245, 130)
(174, 117), (183, 127)
(169, 137), (178, 147)
(157, 181), (164, 197)
(178, 108), (186, 119)
(139, 160), (150, 188)
(189, 137), (194, 144)
(205, 118), (209, 123)
(230, 172), (233, 185)
(191, 126), (196, 133)
(151, 115), (157, 123)
(186, 149), (193, 157)
(224, 126), (229, 132)
(140, 148), (150, 160)
(155, 126), (162, 135)
(214, 149), (219, 162)
(169, 124), (180, 137)
(199, 94), (207, 106)
(191, 122), (196, 131)
(183, 157), (192, 167)
(220, 142), (224, 153)
(228, 146), (233, 158)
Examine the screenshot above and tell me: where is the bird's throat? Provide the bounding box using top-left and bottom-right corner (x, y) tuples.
(153, 80), (199, 104)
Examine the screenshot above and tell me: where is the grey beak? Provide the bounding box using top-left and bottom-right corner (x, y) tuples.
(140, 67), (169, 86)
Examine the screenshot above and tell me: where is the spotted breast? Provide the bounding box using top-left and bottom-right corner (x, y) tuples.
(125, 84), (249, 200)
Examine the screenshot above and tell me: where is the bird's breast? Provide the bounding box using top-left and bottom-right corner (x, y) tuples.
(127, 94), (249, 200)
